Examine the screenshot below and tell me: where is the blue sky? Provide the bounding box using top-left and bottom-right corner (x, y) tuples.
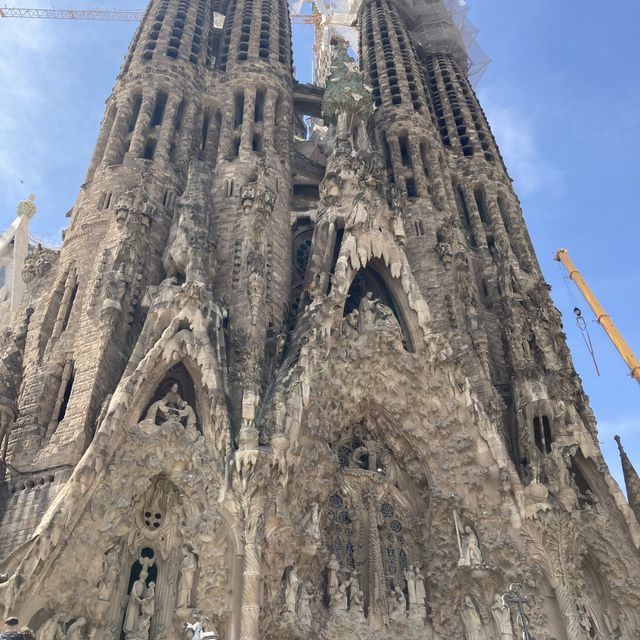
(1, 1), (638, 489)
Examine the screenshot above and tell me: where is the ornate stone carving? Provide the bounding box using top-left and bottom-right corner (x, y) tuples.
(144, 384), (197, 431)
(22, 244), (55, 284)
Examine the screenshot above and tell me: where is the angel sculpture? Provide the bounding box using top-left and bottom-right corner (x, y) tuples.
(185, 620), (219, 640)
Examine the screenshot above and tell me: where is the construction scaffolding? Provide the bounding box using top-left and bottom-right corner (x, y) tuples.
(291, 0), (489, 85)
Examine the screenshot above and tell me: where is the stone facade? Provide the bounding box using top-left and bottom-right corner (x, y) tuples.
(0, 0), (639, 638)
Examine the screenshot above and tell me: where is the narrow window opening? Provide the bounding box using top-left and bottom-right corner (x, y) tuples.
(143, 138), (156, 160)
(254, 89), (265, 123)
(405, 177), (417, 199)
(474, 187), (490, 225)
(57, 369), (75, 424)
(533, 417), (543, 453)
(252, 134), (262, 152)
(61, 282), (78, 333)
(399, 136), (411, 167)
(174, 99), (186, 131)
(128, 94), (143, 133)
(234, 92), (245, 128)
(150, 91), (168, 127)
(201, 113), (210, 152)
(542, 416), (553, 454)
(414, 220), (424, 237)
(105, 193), (112, 209)
(419, 142), (430, 177)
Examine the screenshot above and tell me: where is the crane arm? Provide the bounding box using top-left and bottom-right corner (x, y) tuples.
(555, 248), (640, 384)
(0, 7), (144, 20)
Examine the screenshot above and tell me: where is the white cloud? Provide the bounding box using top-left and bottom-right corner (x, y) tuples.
(477, 86), (564, 198)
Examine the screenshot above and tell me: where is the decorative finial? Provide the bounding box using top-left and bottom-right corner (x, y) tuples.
(16, 194), (36, 219)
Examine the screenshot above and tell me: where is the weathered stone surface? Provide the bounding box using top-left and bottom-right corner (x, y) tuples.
(0, 1), (638, 639)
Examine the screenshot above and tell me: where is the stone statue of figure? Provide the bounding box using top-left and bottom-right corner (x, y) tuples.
(298, 583), (314, 628)
(405, 565), (417, 606)
(177, 547), (197, 609)
(97, 545), (120, 601)
(331, 582), (348, 612)
(301, 503), (321, 543)
(326, 554), (340, 600)
(65, 618), (87, 640)
(358, 292), (377, 330)
(103, 263), (128, 304)
(350, 587), (365, 621)
(462, 526), (483, 567)
(491, 594), (514, 639)
(285, 565), (301, 614)
(138, 582), (155, 639)
(389, 585), (407, 622)
(145, 383), (197, 430)
(414, 566), (427, 612)
(123, 567), (148, 636)
(36, 613), (64, 640)
(461, 596), (484, 640)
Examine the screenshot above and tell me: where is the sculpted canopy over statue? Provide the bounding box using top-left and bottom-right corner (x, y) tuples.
(145, 383), (197, 430)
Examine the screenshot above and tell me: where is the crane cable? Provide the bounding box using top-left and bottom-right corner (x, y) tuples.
(556, 261), (601, 376)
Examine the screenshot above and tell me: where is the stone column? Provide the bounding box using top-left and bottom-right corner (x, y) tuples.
(387, 136), (404, 193)
(85, 102), (117, 180)
(262, 91), (276, 150)
(239, 493), (265, 640)
(102, 96), (134, 167)
(177, 100), (199, 166)
(155, 94), (182, 166)
(240, 88), (256, 156)
(128, 90), (155, 159)
(461, 185), (487, 250)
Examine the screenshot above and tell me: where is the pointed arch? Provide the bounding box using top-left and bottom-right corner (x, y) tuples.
(342, 259), (421, 353)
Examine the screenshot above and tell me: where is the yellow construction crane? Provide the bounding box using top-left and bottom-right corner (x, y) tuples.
(555, 248), (640, 384)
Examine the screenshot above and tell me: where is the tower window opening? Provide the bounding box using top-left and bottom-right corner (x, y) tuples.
(201, 113), (210, 152)
(61, 281), (78, 334)
(254, 89), (265, 123)
(414, 220), (424, 237)
(405, 177), (417, 199)
(143, 138), (156, 160)
(454, 184), (476, 248)
(56, 368), (75, 425)
(542, 416), (553, 454)
(174, 99), (185, 131)
(234, 92), (245, 128)
(128, 94), (143, 133)
(252, 134), (262, 152)
(419, 142), (430, 177)
(399, 136), (411, 167)
(150, 91), (168, 127)
(474, 187), (490, 225)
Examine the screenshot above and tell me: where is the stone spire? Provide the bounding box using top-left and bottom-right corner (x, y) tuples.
(615, 434), (640, 522)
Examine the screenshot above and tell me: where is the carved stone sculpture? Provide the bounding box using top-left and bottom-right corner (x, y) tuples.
(123, 568), (148, 637)
(461, 596), (484, 640)
(326, 554), (340, 600)
(35, 613), (64, 640)
(491, 594), (514, 639)
(284, 565), (300, 614)
(177, 547), (197, 610)
(298, 583), (314, 628)
(145, 384), (197, 430)
(459, 525), (484, 567)
(389, 585), (407, 622)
